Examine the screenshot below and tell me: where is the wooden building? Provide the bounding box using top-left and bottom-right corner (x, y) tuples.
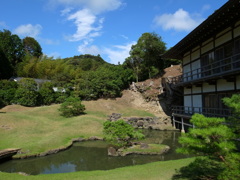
(162, 0), (240, 132)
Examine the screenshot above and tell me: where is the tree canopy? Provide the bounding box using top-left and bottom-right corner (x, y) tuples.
(23, 36), (42, 58)
(175, 112), (240, 180)
(124, 32), (167, 81)
(0, 29), (42, 79)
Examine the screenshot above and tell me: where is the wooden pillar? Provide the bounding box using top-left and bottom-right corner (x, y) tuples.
(172, 115), (176, 129)
(181, 117), (185, 133)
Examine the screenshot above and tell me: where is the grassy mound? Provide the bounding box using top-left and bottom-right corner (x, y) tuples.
(0, 100), (154, 158)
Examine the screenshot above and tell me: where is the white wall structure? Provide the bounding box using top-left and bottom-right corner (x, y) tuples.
(163, 0), (240, 129)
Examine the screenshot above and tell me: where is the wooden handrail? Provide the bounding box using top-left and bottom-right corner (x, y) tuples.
(171, 53), (240, 85)
(172, 105), (231, 118)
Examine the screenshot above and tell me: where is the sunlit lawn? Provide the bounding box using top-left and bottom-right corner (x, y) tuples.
(0, 99), (154, 158)
(0, 158), (194, 180)
(0, 100), (192, 180)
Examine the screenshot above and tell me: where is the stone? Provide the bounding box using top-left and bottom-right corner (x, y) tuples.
(88, 136), (103, 141)
(137, 120), (144, 127)
(108, 113), (122, 121)
(18, 172), (29, 176)
(140, 143), (149, 149)
(108, 147), (118, 156)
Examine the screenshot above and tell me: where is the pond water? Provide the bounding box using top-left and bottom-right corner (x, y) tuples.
(0, 130), (188, 175)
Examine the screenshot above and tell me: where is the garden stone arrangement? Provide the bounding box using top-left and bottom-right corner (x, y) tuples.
(107, 113), (175, 130)
(106, 113), (174, 157)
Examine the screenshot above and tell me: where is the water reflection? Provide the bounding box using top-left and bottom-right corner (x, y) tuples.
(0, 130), (188, 175)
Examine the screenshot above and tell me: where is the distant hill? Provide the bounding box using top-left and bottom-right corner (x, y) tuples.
(64, 54), (108, 71)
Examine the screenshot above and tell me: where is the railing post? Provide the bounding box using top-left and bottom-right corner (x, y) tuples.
(172, 115), (176, 129)
(181, 117), (185, 133)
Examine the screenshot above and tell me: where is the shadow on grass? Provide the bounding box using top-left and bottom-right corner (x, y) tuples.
(172, 157), (224, 180)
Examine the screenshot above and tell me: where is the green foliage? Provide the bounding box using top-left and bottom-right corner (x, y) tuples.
(163, 58), (181, 69)
(14, 78), (39, 107)
(0, 29), (24, 78)
(218, 153), (240, 180)
(124, 32), (167, 81)
(76, 64), (133, 100)
(0, 48), (13, 79)
(103, 120), (145, 148)
(0, 80), (18, 105)
(222, 94), (240, 137)
(0, 98), (5, 109)
(55, 93), (68, 104)
(0, 29), (134, 101)
(39, 82), (55, 105)
(176, 114), (239, 180)
(177, 114), (236, 156)
(58, 96), (85, 117)
(173, 157), (225, 180)
(23, 36), (42, 58)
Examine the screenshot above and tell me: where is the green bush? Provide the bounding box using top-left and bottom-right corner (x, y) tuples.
(0, 80), (18, 105)
(0, 98), (5, 109)
(14, 78), (39, 107)
(103, 120), (145, 148)
(175, 113), (239, 180)
(39, 82), (55, 105)
(58, 96), (85, 117)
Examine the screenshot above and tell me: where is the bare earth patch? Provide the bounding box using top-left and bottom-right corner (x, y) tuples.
(0, 105), (33, 113)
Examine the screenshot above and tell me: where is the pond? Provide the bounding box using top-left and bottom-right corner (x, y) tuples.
(0, 130), (188, 175)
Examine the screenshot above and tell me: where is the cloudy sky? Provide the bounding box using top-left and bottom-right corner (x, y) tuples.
(0, 0), (227, 64)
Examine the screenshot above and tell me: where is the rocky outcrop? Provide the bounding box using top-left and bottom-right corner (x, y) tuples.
(128, 65), (183, 116)
(108, 113), (175, 130)
(124, 116), (174, 130)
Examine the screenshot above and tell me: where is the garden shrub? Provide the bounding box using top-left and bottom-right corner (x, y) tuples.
(103, 120), (145, 148)
(58, 96), (85, 117)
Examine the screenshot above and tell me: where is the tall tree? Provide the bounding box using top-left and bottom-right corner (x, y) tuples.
(0, 48), (12, 79)
(0, 29), (24, 73)
(125, 32), (166, 81)
(23, 37), (42, 58)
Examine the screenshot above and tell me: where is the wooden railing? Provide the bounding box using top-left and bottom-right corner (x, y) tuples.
(172, 53), (240, 85)
(172, 106), (231, 118)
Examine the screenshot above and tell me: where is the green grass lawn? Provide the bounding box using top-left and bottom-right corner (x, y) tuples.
(0, 158), (194, 180)
(0, 100), (191, 179)
(0, 100), (155, 158)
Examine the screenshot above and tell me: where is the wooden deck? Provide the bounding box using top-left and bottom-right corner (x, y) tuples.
(0, 148), (20, 160)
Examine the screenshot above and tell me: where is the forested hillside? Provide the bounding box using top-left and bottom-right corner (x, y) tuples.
(0, 29), (180, 107)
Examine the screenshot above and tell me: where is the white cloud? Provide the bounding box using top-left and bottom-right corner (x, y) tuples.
(120, 34), (129, 40)
(77, 41), (135, 64)
(103, 41), (136, 65)
(61, 7), (73, 16)
(47, 52), (61, 59)
(78, 44), (101, 55)
(14, 24), (42, 38)
(66, 8), (103, 42)
(154, 9), (203, 31)
(48, 0), (123, 14)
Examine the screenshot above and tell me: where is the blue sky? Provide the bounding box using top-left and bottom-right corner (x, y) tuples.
(0, 0), (228, 64)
